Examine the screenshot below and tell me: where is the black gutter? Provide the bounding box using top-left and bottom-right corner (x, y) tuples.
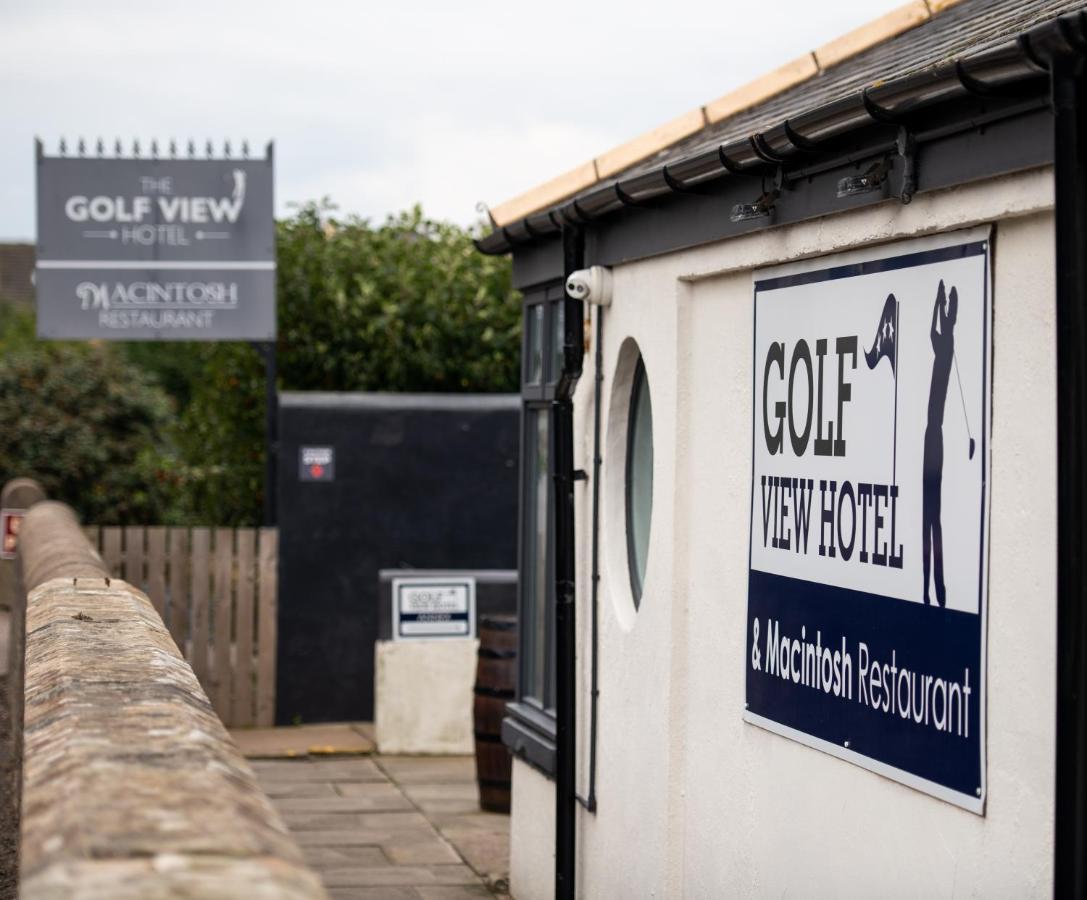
(1032, 11), (1087, 899)
(554, 224), (585, 900)
(476, 33), (1049, 256)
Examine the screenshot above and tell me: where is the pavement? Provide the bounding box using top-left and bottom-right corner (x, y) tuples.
(232, 721), (376, 758)
(242, 732), (511, 900)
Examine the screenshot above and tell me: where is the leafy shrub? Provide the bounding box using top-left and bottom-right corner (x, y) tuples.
(0, 335), (177, 523)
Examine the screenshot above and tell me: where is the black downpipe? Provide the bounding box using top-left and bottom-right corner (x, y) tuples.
(554, 224), (584, 900)
(582, 303), (603, 814)
(1050, 40), (1087, 900)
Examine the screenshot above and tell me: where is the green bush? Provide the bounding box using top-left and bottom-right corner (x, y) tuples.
(0, 334), (177, 524)
(275, 203), (519, 393)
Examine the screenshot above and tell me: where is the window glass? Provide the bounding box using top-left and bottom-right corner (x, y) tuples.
(523, 409), (550, 703)
(550, 301), (565, 383)
(626, 358), (654, 607)
(526, 305), (544, 385)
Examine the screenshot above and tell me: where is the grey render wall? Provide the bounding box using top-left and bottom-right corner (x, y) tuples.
(275, 392), (519, 724)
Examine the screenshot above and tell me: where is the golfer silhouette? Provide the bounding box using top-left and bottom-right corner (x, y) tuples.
(923, 280), (957, 607)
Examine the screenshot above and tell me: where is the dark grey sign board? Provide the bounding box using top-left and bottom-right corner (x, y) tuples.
(299, 446), (335, 482)
(35, 146), (275, 341)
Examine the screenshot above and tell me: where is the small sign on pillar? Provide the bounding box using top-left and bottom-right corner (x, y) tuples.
(1, 509), (26, 560)
(392, 576), (476, 640)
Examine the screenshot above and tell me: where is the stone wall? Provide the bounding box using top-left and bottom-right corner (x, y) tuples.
(15, 501), (327, 899)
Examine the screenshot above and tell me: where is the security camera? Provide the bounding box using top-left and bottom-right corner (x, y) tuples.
(566, 266), (613, 306)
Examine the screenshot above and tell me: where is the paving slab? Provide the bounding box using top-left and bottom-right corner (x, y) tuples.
(302, 846), (390, 869)
(382, 837), (463, 866)
(399, 781), (481, 816)
(263, 780), (340, 799)
(275, 793), (411, 814)
(251, 758), (387, 782)
(336, 780), (416, 798)
(432, 823), (510, 880)
(232, 722), (375, 758)
(319, 864), (480, 888)
(327, 889), (418, 900)
(374, 755), (476, 784)
(416, 887), (497, 900)
(282, 812), (373, 833)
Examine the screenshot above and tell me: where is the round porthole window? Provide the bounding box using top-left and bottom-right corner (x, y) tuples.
(626, 356), (653, 607)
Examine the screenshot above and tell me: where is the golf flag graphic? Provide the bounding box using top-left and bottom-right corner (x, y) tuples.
(864, 293), (898, 374)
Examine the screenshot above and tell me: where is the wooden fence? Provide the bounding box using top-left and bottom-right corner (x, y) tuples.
(83, 526), (277, 728)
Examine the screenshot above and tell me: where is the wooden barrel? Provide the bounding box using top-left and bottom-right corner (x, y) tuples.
(473, 614), (517, 813)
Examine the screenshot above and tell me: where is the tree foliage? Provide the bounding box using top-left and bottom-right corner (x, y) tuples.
(276, 203), (519, 392)
(0, 318), (177, 524)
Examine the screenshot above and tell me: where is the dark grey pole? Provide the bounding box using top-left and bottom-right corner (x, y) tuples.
(251, 341), (278, 527)
(264, 341), (278, 527)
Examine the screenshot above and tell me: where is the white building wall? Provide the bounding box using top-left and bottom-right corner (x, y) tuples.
(509, 168), (1057, 899)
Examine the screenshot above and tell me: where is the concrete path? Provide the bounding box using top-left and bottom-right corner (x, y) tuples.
(249, 753), (510, 900)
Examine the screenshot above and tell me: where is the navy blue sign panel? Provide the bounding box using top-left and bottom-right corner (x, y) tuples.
(744, 229), (991, 813)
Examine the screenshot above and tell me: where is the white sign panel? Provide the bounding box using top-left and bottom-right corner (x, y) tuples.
(744, 228), (991, 813)
(392, 576), (476, 640)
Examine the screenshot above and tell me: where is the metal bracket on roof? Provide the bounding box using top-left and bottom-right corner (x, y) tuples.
(750, 133), (787, 165)
(614, 183), (646, 208)
(662, 165), (694, 193)
(836, 127), (914, 203)
(1016, 33), (1050, 72)
(559, 200), (593, 226)
(861, 88), (899, 125)
(730, 168), (784, 223)
(718, 146), (755, 177)
(783, 120), (823, 153)
(955, 60), (999, 97)
(836, 156), (892, 198)
(896, 127), (917, 204)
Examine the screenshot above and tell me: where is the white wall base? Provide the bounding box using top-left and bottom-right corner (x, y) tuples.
(510, 757), (555, 900)
(374, 638), (479, 755)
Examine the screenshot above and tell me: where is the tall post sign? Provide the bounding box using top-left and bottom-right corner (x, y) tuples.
(35, 142), (275, 341)
(744, 228), (991, 813)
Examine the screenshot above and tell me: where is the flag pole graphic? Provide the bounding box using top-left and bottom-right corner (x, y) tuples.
(892, 298), (899, 486)
(863, 293), (900, 482)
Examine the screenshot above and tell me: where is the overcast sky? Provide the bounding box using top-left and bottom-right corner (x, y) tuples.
(0, 0), (903, 239)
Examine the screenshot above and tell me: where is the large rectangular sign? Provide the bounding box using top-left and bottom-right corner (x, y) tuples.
(392, 576), (476, 640)
(744, 228), (991, 813)
(35, 150), (275, 340)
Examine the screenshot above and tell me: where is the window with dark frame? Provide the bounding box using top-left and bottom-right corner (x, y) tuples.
(504, 283), (566, 775)
(626, 355), (654, 608)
